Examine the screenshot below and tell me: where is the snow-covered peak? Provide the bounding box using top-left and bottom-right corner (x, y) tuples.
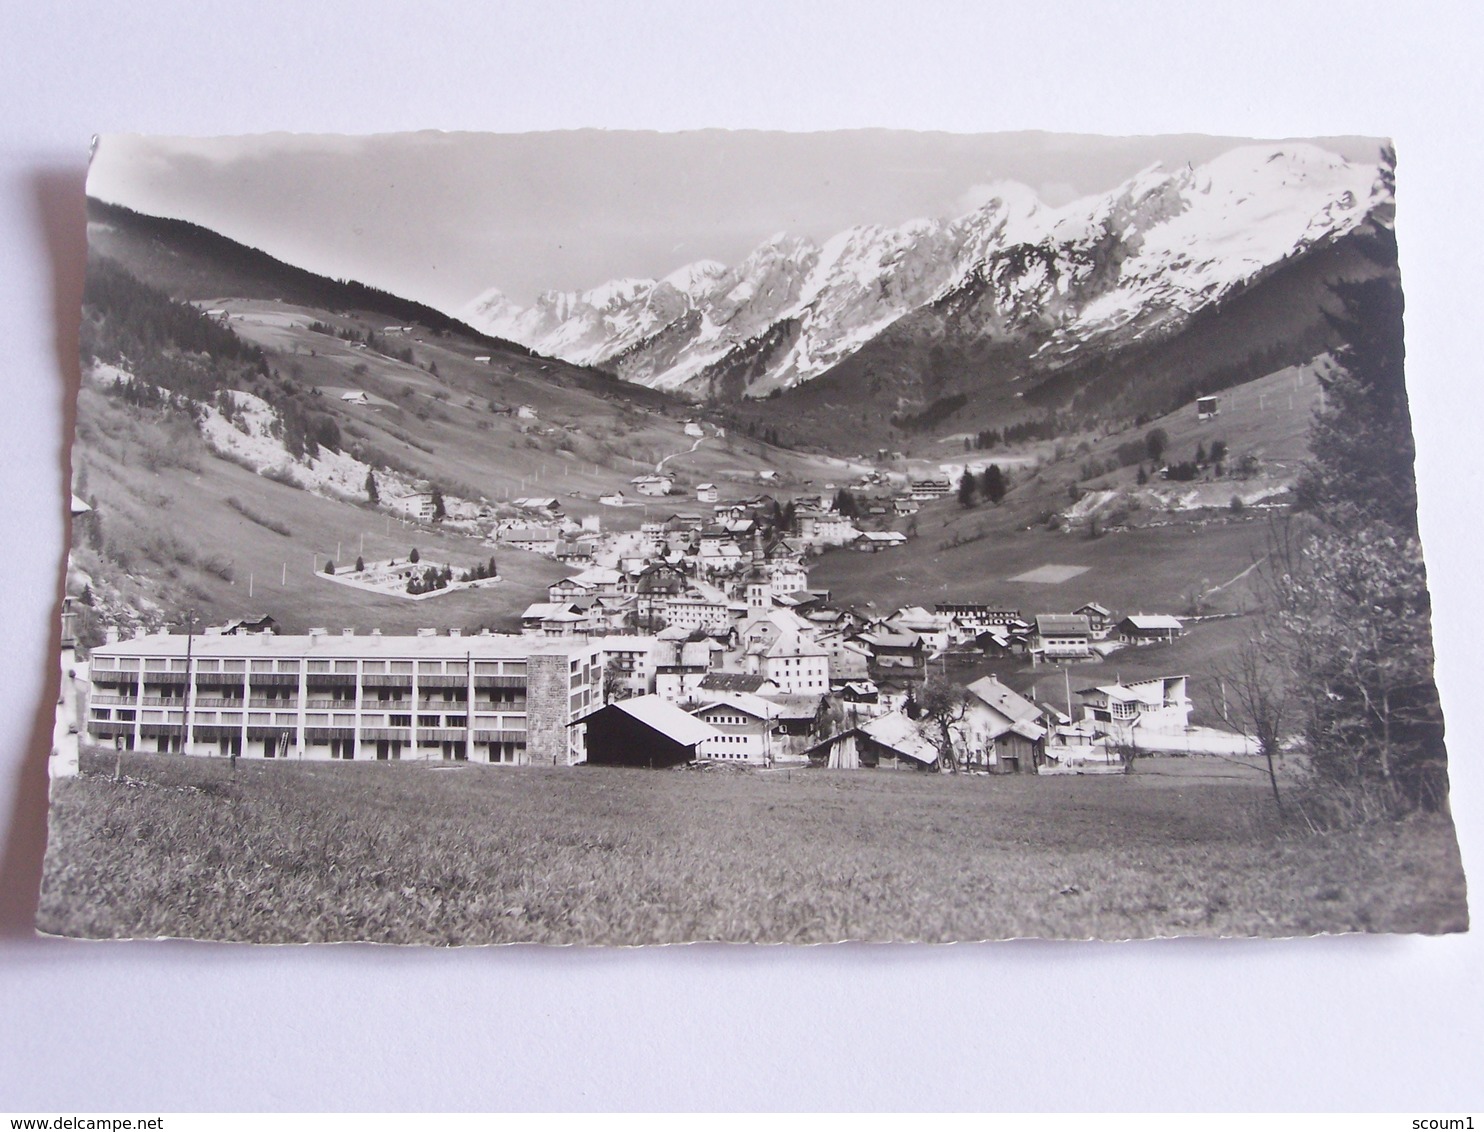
(662, 258), (729, 301)
(457, 142), (1388, 396)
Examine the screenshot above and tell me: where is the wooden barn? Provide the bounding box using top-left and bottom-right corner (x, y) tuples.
(578, 694), (719, 768)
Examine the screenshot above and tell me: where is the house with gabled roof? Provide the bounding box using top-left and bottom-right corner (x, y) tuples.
(579, 694), (718, 768)
(690, 693), (781, 764)
(1077, 675), (1190, 735)
(1116, 613), (1185, 645)
(964, 675), (1048, 773)
(804, 710), (941, 770)
(1073, 602), (1115, 638)
(1031, 614), (1093, 661)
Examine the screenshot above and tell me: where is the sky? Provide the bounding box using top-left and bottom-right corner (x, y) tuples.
(87, 129), (1387, 314)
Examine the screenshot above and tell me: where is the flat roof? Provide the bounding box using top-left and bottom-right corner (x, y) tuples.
(92, 632), (598, 661)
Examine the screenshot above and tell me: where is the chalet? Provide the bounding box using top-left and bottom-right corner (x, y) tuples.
(964, 675), (1048, 774)
(690, 694), (780, 764)
(520, 603), (589, 637)
(887, 607), (951, 655)
(1031, 614), (1093, 661)
(909, 478), (952, 500)
(935, 602), (1022, 632)
(1116, 614), (1185, 645)
(632, 475), (674, 497)
(579, 695), (718, 768)
(339, 390), (369, 405)
(714, 502), (752, 522)
(394, 492), (436, 521)
(515, 405), (538, 420)
(695, 483), (718, 503)
(684, 421), (705, 438)
(548, 566), (626, 603)
(599, 492), (628, 507)
(513, 497), (562, 515)
(855, 530), (908, 552)
(1074, 602), (1114, 638)
(893, 498), (920, 516)
(497, 526), (561, 555)
(1077, 675), (1191, 735)
(860, 627), (927, 684)
(554, 539), (597, 565)
(1197, 395), (1221, 420)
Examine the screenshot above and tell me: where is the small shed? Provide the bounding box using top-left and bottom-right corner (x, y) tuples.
(579, 694), (719, 768)
(1196, 395), (1221, 420)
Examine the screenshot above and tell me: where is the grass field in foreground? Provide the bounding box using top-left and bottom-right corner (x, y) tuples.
(38, 751), (1468, 945)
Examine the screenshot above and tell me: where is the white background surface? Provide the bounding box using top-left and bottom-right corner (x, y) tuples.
(1, 1), (1479, 1112)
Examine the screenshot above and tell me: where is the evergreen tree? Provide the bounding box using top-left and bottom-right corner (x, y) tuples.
(355, 555), (365, 572)
(957, 471), (977, 509)
(365, 470), (379, 505)
(1145, 427), (1169, 464)
(1275, 271), (1446, 815)
(410, 547), (420, 564)
(1294, 277), (1417, 535)
(980, 464), (1007, 505)
(431, 487), (446, 522)
(324, 559), (335, 575)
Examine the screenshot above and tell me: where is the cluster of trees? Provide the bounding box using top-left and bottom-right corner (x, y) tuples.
(458, 557), (499, 583)
(968, 415), (1065, 450)
(406, 564), (454, 594)
(957, 465), (1008, 508)
(741, 420), (785, 446)
(83, 258), (343, 464)
(1234, 260), (1447, 821)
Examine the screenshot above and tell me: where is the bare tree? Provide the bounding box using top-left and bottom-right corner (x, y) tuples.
(1214, 635), (1290, 815)
(917, 679), (969, 773)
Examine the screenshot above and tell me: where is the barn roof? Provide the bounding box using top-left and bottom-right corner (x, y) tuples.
(860, 711), (940, 764)
(601, 695), (719, 745)
(1121, 613), (1184, 631)
(1035, 614), (1091, 634)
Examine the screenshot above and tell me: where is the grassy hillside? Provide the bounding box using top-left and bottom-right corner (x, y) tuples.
(39, 750), (1468, 943)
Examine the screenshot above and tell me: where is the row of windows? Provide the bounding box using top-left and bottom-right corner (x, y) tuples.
(97, 657), (530, 676)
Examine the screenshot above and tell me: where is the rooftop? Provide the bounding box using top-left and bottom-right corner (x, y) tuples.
(93, 631), (596, 661)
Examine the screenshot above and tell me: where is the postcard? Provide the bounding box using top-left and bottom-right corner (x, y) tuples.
(37, 130), (1468, 942)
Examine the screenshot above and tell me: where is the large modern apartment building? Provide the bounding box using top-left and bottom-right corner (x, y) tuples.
(85, 628), (605, 765)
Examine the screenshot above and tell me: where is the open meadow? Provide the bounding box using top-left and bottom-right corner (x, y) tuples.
(38, 750), (1468, 945)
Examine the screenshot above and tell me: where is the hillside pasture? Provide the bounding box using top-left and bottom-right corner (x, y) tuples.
(38, 750), (1468, 944)
(72, 386), (567, 633)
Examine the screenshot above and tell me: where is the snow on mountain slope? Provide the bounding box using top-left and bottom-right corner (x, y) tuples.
(459, 143), (1388, 399)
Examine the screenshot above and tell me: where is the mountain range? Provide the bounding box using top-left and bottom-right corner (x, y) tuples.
(460, 143), (1391, 408)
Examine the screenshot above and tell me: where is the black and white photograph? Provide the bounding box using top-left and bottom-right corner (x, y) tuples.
(33, 126), (1467, 945)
